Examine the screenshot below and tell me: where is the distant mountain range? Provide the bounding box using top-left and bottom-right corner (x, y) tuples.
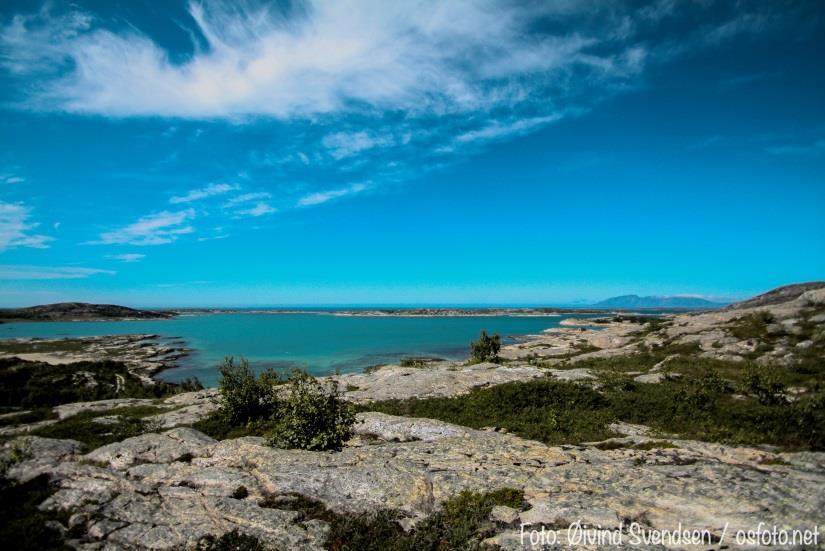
(591, 295), (727, 309)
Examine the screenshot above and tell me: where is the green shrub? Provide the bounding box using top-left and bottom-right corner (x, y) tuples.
(470, 330), (501, 362)
(729, 311), (775, 340)
(266, 371), (356, 452)
(0, 358), (188, 408)
(399, 357), (436, 368)
(261, 487), (523, 550)
(740, 365), (787, 406)
(217, 357), (281, 426)
(364, 378), (615, 445)
(31, 409), (163, 450)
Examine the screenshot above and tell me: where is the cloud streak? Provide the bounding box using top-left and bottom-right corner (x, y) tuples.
(170, 183), (239, 204)
(88, 209), (195, 246)
(298, 183), (367, 207)
(0, 1), (647, 121)
(0, 265), (115, 280)
(0, 201), (53, 252)
(106, 253), (146, 262)
(765, 138), (825, 156)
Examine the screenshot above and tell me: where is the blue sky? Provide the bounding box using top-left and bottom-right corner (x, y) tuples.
(0, 0), (823, 307)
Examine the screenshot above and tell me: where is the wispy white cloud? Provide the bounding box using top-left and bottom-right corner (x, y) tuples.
(322, 131), (395, 160)
(0, 1), (646, 120)
(106, 253), (146, 262)
(454, 115), (564, 145)
(197, 233), (230, 242)
(170, 182), (239, 204)
(223, 192), (272, 208)
(765, 138), (825, 156)
(298, 183), (367, 207)
(0, 201), (53, 252)
(0, 265), (115, 280)
(88, 209), (195, 246)
(235, 202), (277, 217)
(1, 174), (25, 184)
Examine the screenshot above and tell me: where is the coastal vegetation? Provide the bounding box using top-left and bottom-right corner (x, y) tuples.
(202, 487), (523, 550)
(0, 357), (202, 410)
(195, 357), (356, 451)
(470, 330), (501, 363)
(28, 407), (165, 450)
(364, 357), (825, 450)
(258, 487), (524, 551)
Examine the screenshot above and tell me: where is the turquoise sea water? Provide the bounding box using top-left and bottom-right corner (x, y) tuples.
(0, 313), (601, 386)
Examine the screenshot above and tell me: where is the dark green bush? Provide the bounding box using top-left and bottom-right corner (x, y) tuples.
(261, 487), (523, 550)
(366, 369), (825, 451)
(470, 330), (501, 362)
(364, 378), (615, 445)
(217, 357), (281, 426)
(729, 311), (775, 340)
(740, 364), (787, 406)
(200, 365), (357, 452)
(31, 408), (163, 450)
(266, 371), (356, 452)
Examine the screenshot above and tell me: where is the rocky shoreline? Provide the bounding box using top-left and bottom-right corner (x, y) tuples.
(0, 334), (190, 383)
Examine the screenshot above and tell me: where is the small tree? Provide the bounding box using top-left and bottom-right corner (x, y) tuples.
(267, 370), (356, 451)
(740, 365), (786, 406)
(218, 357), (280, 425)
(470, 330), (501, 362)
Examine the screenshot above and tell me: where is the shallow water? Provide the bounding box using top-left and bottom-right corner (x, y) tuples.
(0, 312), (602, 386)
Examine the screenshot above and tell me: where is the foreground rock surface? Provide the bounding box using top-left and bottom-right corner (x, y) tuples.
(4, 413), (824, 550)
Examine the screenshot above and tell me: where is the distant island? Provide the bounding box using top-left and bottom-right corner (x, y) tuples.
(0, 302), (174, 322)
(591, 294), (727, 309)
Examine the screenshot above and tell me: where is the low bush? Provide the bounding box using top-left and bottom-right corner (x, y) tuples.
(363, 378), (615, 445)
(740, 364), (787, 406)
(261, 487), (524, 550)
(470, 330), (501, 363)
(200, 361), (356, 452)
(365, 371), (825, 451)
(217, 357), (281, 426)
(30, 407), (164, 450)
(266, 372), (356, 452)
(728, 311), (775, 340)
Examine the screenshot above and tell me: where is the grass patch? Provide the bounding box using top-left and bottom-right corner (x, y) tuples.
(0, 338), (89, 355)
(364, 369), (825, 451)
(260, 487), (524, 550)
(399, 357), (441, 368)
(0, 407), (56, 427)
(29, 406), (165, 450)
(191, 412), (277, 440)
(363, 378), (616, 445)
(728, 311), (774, 341)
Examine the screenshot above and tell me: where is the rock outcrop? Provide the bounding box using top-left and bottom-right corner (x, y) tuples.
(4, 414), (823, 550)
